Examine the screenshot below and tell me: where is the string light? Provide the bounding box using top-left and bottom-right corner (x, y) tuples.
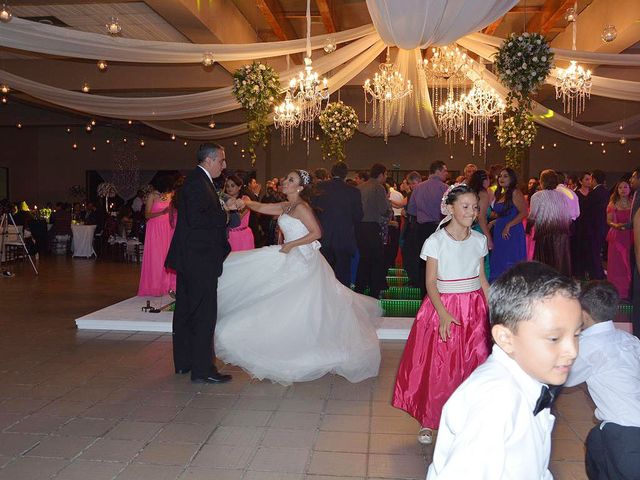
(602, 149), (606, 154)
(81, 83), (90, 93)
(553, 143), (557, 148)
(171, 134), (176, 140)
(97, 60), (108, 71)
(90, 119), (96, 126)
(127, 120), (133, 125)
(1, 96), (6, 104)
(92, 146), (96, 151)
(16, 122), (22, 128)
(123, 137), (127, 143)
(0, 84), (9, 94)
(106, 16), (121, 35)
(202, 53), (215, 67)
(106, 139), (111, 144)
(85, 123), (92, 132)
(183, 141), (188, 146)
(0, 3), (12, 23)
(139, 139), (145, 147)
(66, 128), (71, 133)
(541, 145), (545, 150)
(72, 143), (77, 150)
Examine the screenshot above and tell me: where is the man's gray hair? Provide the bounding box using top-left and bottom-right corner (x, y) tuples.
(197, 143), (224, 164)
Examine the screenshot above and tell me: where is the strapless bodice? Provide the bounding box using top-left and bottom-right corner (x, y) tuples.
(277, 214), (320, 254)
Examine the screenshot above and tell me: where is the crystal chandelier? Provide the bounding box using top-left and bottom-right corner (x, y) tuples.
(0, 3), (12, 23)
(461, 79), (505, 156)
(273, 0), (328, 150)
(274, 90), (302, 148)
(437, 93), (465, 144)
(106, 16), (122, 35)
(555, 1), (591, 120)
(363, 47), (413, 143)
(420, 45), (471, 114)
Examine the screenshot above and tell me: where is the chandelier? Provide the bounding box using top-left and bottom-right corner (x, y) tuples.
(273, 90), (302, 148)
(420, 45), (471, 113)
(363, 47), (413, 143)
(106, 16), (122, 35)
(437, 93), (465, 144)
(273, 0), (328, 150)
(555, 1), (591, 120)
(461, 79), (505, 155)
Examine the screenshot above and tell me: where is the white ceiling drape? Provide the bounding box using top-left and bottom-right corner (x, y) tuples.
(365, 0), (518, 49)
(0, 17), (374, 63)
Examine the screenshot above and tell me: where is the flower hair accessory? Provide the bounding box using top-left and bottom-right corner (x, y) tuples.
(440, 182), (466, 215)
(296, 169), (312, 186)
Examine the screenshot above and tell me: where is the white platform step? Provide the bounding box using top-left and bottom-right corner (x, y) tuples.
(75, 296), (415, 340)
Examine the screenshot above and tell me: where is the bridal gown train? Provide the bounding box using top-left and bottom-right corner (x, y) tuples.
(215, 213), (382, 385)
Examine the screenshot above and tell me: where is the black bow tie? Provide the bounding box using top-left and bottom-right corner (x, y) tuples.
(533, 385), (562, 416)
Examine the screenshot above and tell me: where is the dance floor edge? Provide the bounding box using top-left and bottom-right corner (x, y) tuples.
(75, 295), (414, 339)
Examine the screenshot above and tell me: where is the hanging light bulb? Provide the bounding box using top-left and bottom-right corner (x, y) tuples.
(541, 145), (545, 150)
(323, 37), (337, 53)
(208, 117), (216, 129)
(90, 119), (96, 126)
(66, 128), (71, 134)
(619, 137), (627, 145)
(139, 139), (145, 147)
(97, 60), (108, 71)
(92, 146), (96, 151)
(85, 123), (92, 132)
(1, 84), (9, 94)
(106, 139), (111, 144)
(0, 3), (12, 22)
(170, 134), (176, 140)
(123, 137), (127, 143)
(81, 83), (90, 93)
(106, 16), (122, 35)
(202, 53), (215, 67)
(601, 24), (617, 43)
(602, 149), (606, 154)
(1, 96), (6, 104)
(553, 143), (557, 148)
(72, 143), (77, 150)
(183, 141), (188, 146)
(127, 120), (133, 125)
(16, 122), (22, 128)
(564, 7), (577, 22)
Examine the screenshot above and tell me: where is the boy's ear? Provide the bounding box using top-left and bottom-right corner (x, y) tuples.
(492, 324), (515, 354)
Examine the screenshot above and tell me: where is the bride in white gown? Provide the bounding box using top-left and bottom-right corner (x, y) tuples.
(215, 169), (381, 385)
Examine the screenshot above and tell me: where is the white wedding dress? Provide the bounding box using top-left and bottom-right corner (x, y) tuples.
(215, 213), (382, 385)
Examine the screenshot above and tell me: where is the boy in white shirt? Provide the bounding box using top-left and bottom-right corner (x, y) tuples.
(427, 262), (583, 479)
(564, 280), (640, 480)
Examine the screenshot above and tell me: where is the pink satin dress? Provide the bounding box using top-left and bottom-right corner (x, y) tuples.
(606, 205), (632, 299)
(137, 199), (176, 296)
(228, 211), (255, 252)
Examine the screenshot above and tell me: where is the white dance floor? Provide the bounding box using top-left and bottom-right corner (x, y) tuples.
(75, 296), (414, 340)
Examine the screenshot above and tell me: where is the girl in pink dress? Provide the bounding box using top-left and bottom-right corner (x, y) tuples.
(225, 175), (255, 252)
(606, 180), (633, 299)
(137, 179), (177, 297)
(392, 184), (490, 445)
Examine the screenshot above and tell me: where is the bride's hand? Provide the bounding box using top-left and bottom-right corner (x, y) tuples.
(279, 243), (294, 254)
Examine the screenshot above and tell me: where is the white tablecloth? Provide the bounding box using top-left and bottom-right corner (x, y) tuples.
(71, 224), (97, 258)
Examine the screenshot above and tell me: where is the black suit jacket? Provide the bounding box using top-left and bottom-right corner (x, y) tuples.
(165, 167), (230, 278)
(584, 184), (610, 240)
(312, 178), (363, 254)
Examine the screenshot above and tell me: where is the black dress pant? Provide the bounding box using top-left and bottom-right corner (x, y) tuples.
(586, 423), (640, 480)
(355, 222), (386, 298)
(402, 220), (421, 288)
(585, 232), (606, 280)
(321, 245), (353, 287)
(172, 270), (219, 380)
(415, 221), (439, 296)
(385, 222), (400, 271)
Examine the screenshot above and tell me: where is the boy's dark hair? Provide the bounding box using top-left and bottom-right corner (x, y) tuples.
(489, 262), (580, 331)
(580, 280), (619, 323)
(592, 169), (606, 185)
(330, 162), (348, 179)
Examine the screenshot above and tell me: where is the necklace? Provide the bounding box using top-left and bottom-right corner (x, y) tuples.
(444, 226), (471, 242)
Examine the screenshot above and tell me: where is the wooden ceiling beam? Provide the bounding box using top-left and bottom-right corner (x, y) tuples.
(483, 17), (505, 35)
(316, 0), (337, 33)
(527, 0), (575, 35)
(255, 0), (299, 42)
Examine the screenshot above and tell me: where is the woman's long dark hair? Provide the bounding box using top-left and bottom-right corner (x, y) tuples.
(468, 170), (489, 194)
(494, 168), (518, 214)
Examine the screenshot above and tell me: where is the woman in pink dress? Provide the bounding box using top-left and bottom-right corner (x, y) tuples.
(137, 176), (177, 296)
(225, 175), (255, 251)
(606, 180), (633, 299)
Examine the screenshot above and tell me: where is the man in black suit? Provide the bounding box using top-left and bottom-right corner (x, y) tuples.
(166, 143), (242, 384)
(312, 161), (363, 287)
(582, 169), (609, 280)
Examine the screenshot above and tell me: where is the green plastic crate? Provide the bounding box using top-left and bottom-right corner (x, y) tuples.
(387, 268), (408, 277)
(380, 287), (423, 300)
(386, 276), (409, 287)
(380, 299), (421, 317)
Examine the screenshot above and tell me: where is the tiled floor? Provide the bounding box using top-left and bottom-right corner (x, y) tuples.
(0, 256), (595, 479)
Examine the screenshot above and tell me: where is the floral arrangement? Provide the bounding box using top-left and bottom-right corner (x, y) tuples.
(496, 112), (537, 169)
(319, 101), (359, 161)
(232, 62), (281, 164)
(140, 184), (154, 200)
(494, 32), (553, 108)
(97, 182), (117, 198)
(494, 32), (553, 172)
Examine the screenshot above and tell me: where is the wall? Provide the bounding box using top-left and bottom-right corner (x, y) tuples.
(0, 123), (637, 203)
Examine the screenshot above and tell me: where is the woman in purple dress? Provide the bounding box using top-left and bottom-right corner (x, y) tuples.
(488, 168), (527, 283)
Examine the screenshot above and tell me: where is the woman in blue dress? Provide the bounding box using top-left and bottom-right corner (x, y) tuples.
(489, 168), (527, 283)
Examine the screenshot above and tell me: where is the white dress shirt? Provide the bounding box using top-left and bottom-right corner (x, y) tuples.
(131, 196), (144, 213)
(556, 184), (580, 221)
(565, 320), (640, 428)
(427, 345), (554, 480)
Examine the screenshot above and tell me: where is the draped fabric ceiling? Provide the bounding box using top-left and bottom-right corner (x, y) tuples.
(0, 0), (638, 142)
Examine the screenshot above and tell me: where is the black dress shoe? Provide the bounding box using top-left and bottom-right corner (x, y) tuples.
(175, 368), (191, 375)
(191, 372), (232, 384)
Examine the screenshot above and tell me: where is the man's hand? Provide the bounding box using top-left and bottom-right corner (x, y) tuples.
(225, 198), (238, 211)
(235, 198), (246, 211)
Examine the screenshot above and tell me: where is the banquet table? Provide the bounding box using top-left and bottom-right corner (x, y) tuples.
(71, 224), (97, 258)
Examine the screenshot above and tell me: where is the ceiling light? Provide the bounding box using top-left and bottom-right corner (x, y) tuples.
(601, 24), (617, 43)
(106, 16), (121, 35)
(16, 122), (22, 128)
(0, 84), (9, 94)
(81, 83), (90, 93)
(0, 3), (12, 23)
(170, 134), (176, 140)
(202, 53), (215, 67)
(97, 60), (108, 71)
